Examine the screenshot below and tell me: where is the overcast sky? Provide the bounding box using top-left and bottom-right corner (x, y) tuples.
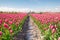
(0, 0), (60, 12)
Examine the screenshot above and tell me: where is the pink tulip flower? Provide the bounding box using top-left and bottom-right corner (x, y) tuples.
(9, 21), (13, 25)
(0, 19), (2, 25)
(58, 37), (60, 40)
(4, 23), (9, 28)
(0, 31), (2, 36)
(52, 28), (56, 34)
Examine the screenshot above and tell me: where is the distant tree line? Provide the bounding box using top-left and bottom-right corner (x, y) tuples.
(0, 11), (18, 14)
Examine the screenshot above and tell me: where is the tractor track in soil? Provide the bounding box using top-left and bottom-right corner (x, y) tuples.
(13, 16), (43, 40)
(13, 16), (29, 40)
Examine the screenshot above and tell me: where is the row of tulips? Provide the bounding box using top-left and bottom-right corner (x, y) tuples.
(0, 13), (27, 40)
(31, 13), (60, 40)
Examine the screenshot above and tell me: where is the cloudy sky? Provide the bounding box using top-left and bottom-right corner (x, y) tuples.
(0, 0), (60, 12)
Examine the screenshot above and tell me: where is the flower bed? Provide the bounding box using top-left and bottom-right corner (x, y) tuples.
(31, 13), (60, 40)
(0, 13), (27, 40)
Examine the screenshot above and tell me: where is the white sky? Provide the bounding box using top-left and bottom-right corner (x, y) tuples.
(0, 7), (60, 12)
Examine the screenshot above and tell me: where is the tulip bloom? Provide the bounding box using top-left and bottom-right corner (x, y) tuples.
(58, 37), (60, 40)
(5, 19), (8, 23)
(9, 30), (13, 34)
(8, 27), (11, 30)
(0, 31), (2, 36)
(49, 24), (55, 30)
(9, 21), (13, 25)
(4, 23), (9, 28)
(52, 28), (56, 34)
(0, 19), (2, 25)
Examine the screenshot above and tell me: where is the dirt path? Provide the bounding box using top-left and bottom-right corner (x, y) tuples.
(13, 16), (43, 40)
(13, 16), (29, 40)
(26, 17), (44, 40)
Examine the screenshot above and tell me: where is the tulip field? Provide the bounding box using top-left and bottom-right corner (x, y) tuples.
(31, 13), (60, 40)
(0, 12), (60, 40)
(0, 13), (27, 40)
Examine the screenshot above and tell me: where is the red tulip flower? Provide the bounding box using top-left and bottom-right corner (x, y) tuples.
(0, 19), (2, 25)
(49, 24), (55, 30)
(0, 31), (2, 36)
(4, 23), (9, 28)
